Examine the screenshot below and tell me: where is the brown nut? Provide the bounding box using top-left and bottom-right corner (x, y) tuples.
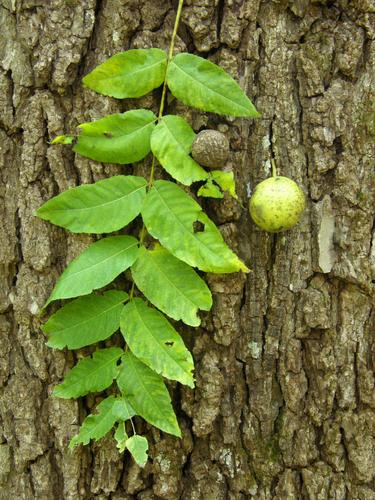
(191, 130), (229, 168)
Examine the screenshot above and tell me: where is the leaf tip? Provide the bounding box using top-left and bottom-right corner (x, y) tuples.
(239, 262), (251, 273)
(187, 379), (195, 389)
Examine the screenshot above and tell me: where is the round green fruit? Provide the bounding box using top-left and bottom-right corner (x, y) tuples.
(249, 176), (305, 232)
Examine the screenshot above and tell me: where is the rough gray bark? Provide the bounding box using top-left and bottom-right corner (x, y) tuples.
(1, 0), (374, 498)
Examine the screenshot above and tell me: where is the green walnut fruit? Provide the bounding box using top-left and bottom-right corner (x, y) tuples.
(249, 176), (305, 232)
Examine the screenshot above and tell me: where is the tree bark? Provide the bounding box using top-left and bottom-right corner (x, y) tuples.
(1, 0), (374, 498)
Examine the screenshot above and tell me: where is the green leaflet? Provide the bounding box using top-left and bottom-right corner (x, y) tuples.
(36, 175), (147, 234)
(46, 236), (139, 306)
(198, 170), (238, 200)
(117, 351), (181, 437)
(51, 135), (74, 145)
(126, 435), (148, 467)
(131, 246), (212, 326)
(69, 395), (133, 449)
(83, 48), (167, 98)
(197, 180), (223, 199)
(114, 426), (149, 466)
(53, 347), (123, 398)
(150, 115), (208, 185)
(141, 180), (249, 273)
(120, 298), (194, 387)
(43, 290), (128, 349)
(211, 170), (238, 199)
(73, 109), (156, 164)
(112, 398), (136, 421)
(167, 53), (260, 117)
(114, 422), (128, 453)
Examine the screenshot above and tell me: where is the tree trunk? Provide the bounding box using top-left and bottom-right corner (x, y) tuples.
(1, 0), (374, 498)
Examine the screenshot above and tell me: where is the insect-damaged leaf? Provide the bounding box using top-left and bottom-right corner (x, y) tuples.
(141, 180), (248, 273)
(83, 48), (167, 99)
(73, 109), (156, 164)
(120, 298), (194, 387)
(126, 435), (148, 467)
(197, 179), (223, 199)
(211, 170), (238, 199)
(197, 170), (238, 200)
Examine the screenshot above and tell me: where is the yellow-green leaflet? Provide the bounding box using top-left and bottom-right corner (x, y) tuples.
(117, 352), (181, 437)
(150, 115), (208, 185)
(46, 236), (139, 305)
(53, 347), (123, 398)
(167, 53), (260, 117)
(125, 435), (148, 467)
(83, 48), (167, 98)
(121, 298), (194, 387)
(142, 180), (249, 273)
(131, 246), (211, 326)
(43, 291), (128, 349)
(36, 176), (147, 234)
(69, 395), (136, 449)
(73, 110), (156, 164)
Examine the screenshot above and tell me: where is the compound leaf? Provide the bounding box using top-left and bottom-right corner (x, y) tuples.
(70, 395), (125, 449)
(117, 351), (181, 437)
(131, 246), (211, 326)
(120, 298), (194, 387)
(46, 236), (139, 306)
(43, 290), (128, 349)
(141, 180), (248, 273)
(83, 48), (167, 98)
(36, 175), (147, 234)
(53, 347), (123, 398)
(167, 53), (260, 117)
(126, 435), (148, 467)
(73, 109), (156, 164)
(150, 115), (208, 185)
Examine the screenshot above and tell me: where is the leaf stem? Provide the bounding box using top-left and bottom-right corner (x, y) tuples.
(159, 0), (184, 120)
(147, 0), (184, 190)
(130, 416), (136, 435)
(130, 0), (184, 301)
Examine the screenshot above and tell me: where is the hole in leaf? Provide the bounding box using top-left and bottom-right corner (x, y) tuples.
(165, 341), (174, 347)
(103, 132), (113, 138)
(193, 220), (205, 233)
